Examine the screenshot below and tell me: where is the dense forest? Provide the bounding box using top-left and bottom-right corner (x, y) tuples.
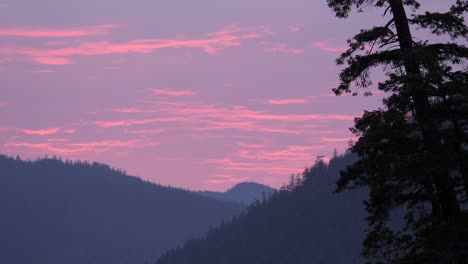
(156, 153), (368, 264)
(0, 155), (242, 264)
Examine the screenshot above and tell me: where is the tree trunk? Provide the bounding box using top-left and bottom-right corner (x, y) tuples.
(387, 0), (460, 222)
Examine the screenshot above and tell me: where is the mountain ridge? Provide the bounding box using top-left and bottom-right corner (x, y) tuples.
(199, 182), (276, 205)
(156, 154), (367, 264)
(0, 155), (242, 264)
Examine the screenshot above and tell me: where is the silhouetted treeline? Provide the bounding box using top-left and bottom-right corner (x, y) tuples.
(0, 155), (242, 264)
(156, 153), (367, 264)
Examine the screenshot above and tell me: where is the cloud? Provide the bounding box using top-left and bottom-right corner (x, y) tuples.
(289, 24), (303, 33)
(0, 24), (119, 38)
(4, 139), (160, 155)
(205, 24), (273, 39)
(261, 42), (304, 55)
(235, 145), (324, 161)
(207, 157), (299, 175)
(206, 174), (249, 184)
(148, 88), (194, 96)
(311, 41), (347, 53)
(237, 149), (313, 161)
(320, 137), (358, 142)
(0, 101), (9, 107)
(126, 129), (165, 135)
(68, 140), (145, 148)
(166, 102), (355, 122)
(266, 98), (307, 105)
(103, 98), (356, 136)
(47, 138), (69, 142)
(0, 24), (273, 64)
(3, 142), (86, 154)
(34, 57), (72, 65)
(113, 108), (160, 113)
(90, 117), (188, 128)
(21, 128), (61, 135)
(193, 122), (302, 134)
(236, 142), (269, 149)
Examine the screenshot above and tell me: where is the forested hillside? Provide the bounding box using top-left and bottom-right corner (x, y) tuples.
(156, 154), (367, 264)
(0, 155), (242, 264)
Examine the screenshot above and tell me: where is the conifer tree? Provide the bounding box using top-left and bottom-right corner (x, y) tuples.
(327, 0), (468, 263)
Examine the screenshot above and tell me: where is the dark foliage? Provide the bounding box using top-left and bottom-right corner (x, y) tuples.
(156, 154), (368, 264)
(0, 155), (241, 264)
(327, 0), (468, 263)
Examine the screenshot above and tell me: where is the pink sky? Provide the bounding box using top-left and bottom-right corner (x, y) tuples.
(0, 0), (449, 190)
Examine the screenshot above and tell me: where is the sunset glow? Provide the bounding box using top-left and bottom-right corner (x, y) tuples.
(0, 0), (390, 190)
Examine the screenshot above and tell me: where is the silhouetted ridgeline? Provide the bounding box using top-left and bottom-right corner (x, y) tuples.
(156, 154), (367, 264)
(0, 155), (242, 264)
(199, 182), (276, 205)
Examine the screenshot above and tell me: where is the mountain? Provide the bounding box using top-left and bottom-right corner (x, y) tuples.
(199, 182), (276, 205)
(0, 155), (242, 264)
(156, 154), (367, 264)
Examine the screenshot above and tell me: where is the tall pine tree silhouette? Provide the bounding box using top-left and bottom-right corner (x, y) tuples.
(327, 0), (468, 263)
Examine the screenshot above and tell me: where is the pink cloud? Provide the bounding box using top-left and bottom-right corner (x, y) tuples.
(148, 88), (194, 96)
(289, 24), (303, 33)
(235, 145), (323, 162)
(236, 142), (268, 149)
(113, 108), (159, 113)
(206, 158), (298, 174)
(166, 102), (349, 123)
(0, 24), (119, 38)
(0, 126), (13, 132)
(106, 99), (355, 136)
(46, 41), (69, 46)
(68, 140), (143, 148)
(64, 129), (76, 134)
(267, 98), (307, 105)
(237, 149), (313, 161)
(34, 57), (72, 65)
(126, 128), (165, 135)
(207, 174), (250, 184)
(311, 41), (347, 53)
(261, 42), (304, 55)
(0, 101), (9, 107)
(193, 120), (254, 131)
(205, 24), (273, 39)
(4, 139), (160, 155)
(67, 139), (160, 151)
(90, 117), (188, 128)
(21, 128), (60, 135)
(320, 137), (358, 142)
(0, 24), (273, 65)
(192, 120), (302, 134)
(239, 113), (355, 122)
(47, 138), (69, 142)
(287, 145), (325, 151)
(4, 142), (86, 155)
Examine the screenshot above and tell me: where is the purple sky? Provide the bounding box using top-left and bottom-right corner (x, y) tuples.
(0, 0), (450, 190)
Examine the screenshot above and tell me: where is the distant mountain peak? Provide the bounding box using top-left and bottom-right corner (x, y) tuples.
(200, 182), (276, 205)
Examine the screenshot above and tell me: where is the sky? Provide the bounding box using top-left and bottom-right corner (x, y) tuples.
(0, 0), (452, 191)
